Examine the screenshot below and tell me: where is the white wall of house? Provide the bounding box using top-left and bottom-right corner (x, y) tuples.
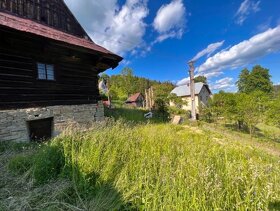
(170, 86), (211, 113)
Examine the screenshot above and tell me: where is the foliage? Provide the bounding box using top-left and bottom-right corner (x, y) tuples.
(266, 95), (280, 128)
(202, 90), (269, 137)
(274, 85), (280, 97)
(153, 82), (175, 103)
(153, 98), (170, 121)
(100, 67), (174, 102)
(236, 65), (273, 94)
(236, 91), (268, 137)
(168, 93), (188, 109)
(194, 75), (207, 84)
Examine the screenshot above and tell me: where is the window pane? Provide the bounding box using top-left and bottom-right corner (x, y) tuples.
(46, 65), (55, 80)
(37, 63), (46, 79)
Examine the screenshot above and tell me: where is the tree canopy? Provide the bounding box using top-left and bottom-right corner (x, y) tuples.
(194, 76), (207, 84)
(100, 68), (174, 102)
(236, 65), (273, 94)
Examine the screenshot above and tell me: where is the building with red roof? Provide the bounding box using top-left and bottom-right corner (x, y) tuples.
(0, 0), (122, 142)
(125, 93), (145, 108)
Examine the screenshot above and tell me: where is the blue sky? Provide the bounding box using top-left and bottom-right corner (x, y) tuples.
(65, 0), (280, 91)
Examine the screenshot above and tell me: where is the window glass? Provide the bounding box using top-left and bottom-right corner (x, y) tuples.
(37, 63), (55, 81)
(37, 63), (46, 80)
(46, 65), (54, 80)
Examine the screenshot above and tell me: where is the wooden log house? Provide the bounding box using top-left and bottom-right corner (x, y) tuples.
(0, 0), (122, 142)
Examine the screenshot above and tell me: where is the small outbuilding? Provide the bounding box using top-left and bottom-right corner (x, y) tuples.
(125, 93), (145, 108)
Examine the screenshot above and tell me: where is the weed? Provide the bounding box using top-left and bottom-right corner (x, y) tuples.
(33, 145), (65, 184)
(8, 154), (33, 175)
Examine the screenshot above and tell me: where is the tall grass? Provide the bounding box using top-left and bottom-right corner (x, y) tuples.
(2, 121), (280, 210)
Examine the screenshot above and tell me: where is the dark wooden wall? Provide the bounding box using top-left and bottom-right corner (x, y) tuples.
(0, 0), (87, 38)
(0, 27), (101, 110)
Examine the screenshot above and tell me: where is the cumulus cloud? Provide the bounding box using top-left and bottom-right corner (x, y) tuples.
(235, 0), (261, 25)
(211, 77), (235, 90)
(176, 78), (190, 86)
(153, 0), (186, 43)
(191, 41), (225, 61)
(65, 0), (149, 55)
(198, 25), (280, 75)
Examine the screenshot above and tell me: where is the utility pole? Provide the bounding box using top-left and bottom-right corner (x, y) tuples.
(188, 61), (196, 121)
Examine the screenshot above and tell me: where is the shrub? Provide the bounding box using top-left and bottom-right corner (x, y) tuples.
(33, 145), (65, 184)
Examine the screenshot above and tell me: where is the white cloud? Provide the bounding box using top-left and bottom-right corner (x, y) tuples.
(176, 71), (224, 87)
(65, 0), (149, 55)
(198, 25), (280, 76)
(153, 0), (186, 43)
(203, 71), (224, 79)
(176, 78), (190, 86)
(191, 41), (225, 61)
(235, 0), (261, 25)
(211, 77), (235, 91)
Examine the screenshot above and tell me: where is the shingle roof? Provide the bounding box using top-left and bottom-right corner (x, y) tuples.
(126, 93), (143, 103)
(0, 12), (122, 61)
(171, 83), (211, 97)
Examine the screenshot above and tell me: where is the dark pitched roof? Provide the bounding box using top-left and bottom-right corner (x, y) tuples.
(0, 12), (122, 61)
(126, 93), (143, 103)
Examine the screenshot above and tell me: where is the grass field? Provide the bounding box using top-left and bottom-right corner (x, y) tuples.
(1, 116), (280, 210)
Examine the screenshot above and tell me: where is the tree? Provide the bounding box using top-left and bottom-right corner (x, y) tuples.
(236, 68), (250, 93)
(266, 95), (280, 128)
(121, 67), (134, 98)
(99, 73), (110, 82)
(194, 76), (207, 84)
(236, 65), (273, 94)
(153, 82), (175, 103)
(237, 91), (268, 138)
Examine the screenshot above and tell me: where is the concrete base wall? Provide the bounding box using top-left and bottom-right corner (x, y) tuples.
(0, 102), (104, 142)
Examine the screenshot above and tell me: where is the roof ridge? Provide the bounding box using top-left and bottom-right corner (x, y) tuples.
(0, 12), (121, 58)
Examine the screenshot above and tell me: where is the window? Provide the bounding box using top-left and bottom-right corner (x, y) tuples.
(37, 63), (55, 80)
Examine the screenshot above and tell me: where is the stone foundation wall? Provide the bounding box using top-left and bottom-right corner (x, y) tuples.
(0, 102), (104, 142)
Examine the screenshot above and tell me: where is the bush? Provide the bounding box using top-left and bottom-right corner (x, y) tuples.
(8, 154), (33, 175)
(33, 145), (65, 184)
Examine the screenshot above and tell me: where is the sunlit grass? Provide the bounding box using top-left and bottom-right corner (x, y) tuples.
(1, 121), (280, 210)
(57, 122), (280, 210)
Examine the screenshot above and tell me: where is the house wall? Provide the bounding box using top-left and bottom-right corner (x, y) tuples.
(170, 86), (211, 113)
(181, 96), (200, 111)
(0, 102), (104, 142)
(198, 86), (211, 107)
(0, 27), (101, 110)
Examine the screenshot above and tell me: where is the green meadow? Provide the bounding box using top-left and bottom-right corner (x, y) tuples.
(0, 114), (280, 210)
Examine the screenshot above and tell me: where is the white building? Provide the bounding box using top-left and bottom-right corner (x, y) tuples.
(170, 83), (212, 112)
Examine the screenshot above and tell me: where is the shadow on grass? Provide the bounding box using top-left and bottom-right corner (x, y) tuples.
(269, 201), (280, 210)
(5, 143), (137, 210)
(224, 123), (266, 138)
(66, 167), (138, 210)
